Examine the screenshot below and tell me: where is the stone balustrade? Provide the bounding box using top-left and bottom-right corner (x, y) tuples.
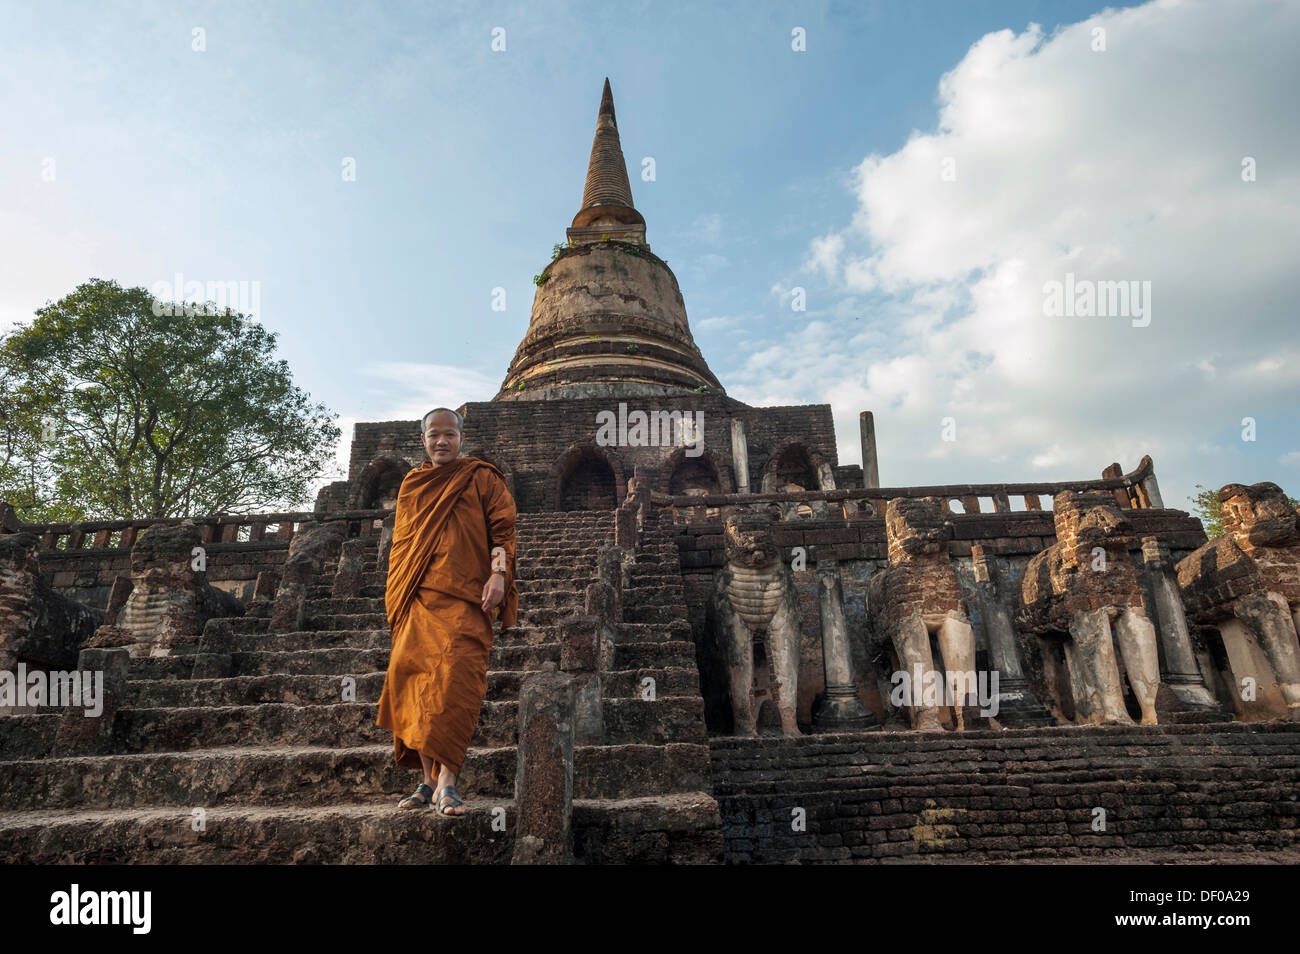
(647, 455), (1164, 525)
(0, 505), (394, 553)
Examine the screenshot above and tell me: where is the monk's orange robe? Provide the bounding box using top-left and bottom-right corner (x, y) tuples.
(376, 455), (518, 777)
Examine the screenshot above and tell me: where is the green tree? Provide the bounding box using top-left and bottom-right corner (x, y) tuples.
(1188, 482), (1300, 539)
(0, 278), (341, 523)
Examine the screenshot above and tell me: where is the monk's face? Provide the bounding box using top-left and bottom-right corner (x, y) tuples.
(422, 412), (462, 467)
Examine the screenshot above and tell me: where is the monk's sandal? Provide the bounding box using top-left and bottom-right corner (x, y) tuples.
(399, 782), (435, 809)
(436, 785), (465, 816)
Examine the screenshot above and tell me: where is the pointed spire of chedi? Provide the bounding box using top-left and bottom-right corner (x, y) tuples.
(568, 77), (646, 245)
(494, 79), (723, 402)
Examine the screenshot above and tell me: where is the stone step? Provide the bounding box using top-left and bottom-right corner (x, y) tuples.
(627, 567), (682, 584)
(517, 567), (604, 582)
(0, 790), (723, 865)
(307, 584), (386, 600)
(602, 666), (702, 698)
(0, 801), (516, 864)
(128, 656), (195, 680)
(305, 612), (389, 630)
(81, 660), (699, 713)
(613, 619), (692, 644)
(303, 596), (386, 615)
(613, 641), (697, 671)
(224, 620), (568, 655)
(108, 695), (706, 753)
(228, 642), (570, 676)
(622, 604), (686, 625)
(0, 714), (61, 762)
(0, 741), (713, 808)
(230, 628), (391, 653)
(121, 671), (532, 708)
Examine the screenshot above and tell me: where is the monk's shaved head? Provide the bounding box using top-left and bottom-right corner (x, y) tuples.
(421, 408), (463, 435)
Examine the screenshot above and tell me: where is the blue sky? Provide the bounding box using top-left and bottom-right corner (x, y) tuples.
(3, 0), (1298, 513)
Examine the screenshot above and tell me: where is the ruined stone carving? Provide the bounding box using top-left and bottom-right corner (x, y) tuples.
(1016, 492), (1160, 726)
(269, 521), (347, 632)
(867, 497), (978, 731)
(112, 523), (243, 657)
(0, 532), (103, 673)
(1177, 482), (1300, 721)
(712, 512), (801, 735)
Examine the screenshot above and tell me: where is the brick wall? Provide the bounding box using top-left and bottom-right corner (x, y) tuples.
(319, 397), (846, 514)
(710, 722), (1300, 862)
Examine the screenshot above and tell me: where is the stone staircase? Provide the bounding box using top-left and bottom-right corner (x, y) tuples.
(0, 509), (722, 863)
(711, 722), (1300, 863)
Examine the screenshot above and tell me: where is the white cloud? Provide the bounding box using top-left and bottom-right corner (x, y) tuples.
(804, 233), (844, 279)
(748, 0), (1300, 505)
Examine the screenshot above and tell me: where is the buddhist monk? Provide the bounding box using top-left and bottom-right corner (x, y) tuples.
(376, 407), (518, 815)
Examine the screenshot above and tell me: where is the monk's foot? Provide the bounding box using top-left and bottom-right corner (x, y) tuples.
(398, 782), (435, 809)
(436, 784), (467, 816)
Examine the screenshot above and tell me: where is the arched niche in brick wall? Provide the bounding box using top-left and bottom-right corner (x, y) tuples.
(349, 456), (414, 510)
(760, 439), (832, 519)
(759, 439), (829, 494)
(661, 445), (730, 496)
(548, 443), (627, 512)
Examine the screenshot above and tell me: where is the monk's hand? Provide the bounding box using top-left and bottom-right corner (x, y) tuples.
(482, 572), (505, 613)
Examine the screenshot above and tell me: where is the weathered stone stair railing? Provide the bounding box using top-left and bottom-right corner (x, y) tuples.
(648, 455), (1167, 523)
(0, 503), (394, 554)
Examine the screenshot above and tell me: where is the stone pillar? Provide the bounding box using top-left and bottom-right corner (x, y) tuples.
(970, 545), (1051, 725)
(1139, 536), (1218, 710)
(191, 618), (235, 679)
(596, 545), (626, 623)
(332, 538), (367, 599)
(377, 513), (395, 573)
(812, 558), (877, 731)
(563, 604), (608, 744)
(104, 575), (132, 625)
(1142, 472), (1164, 508)
(627, 465), (651, 533)
(251, 570), (280, 603)
(859, 411), (880, 489)
(513, 664), (575, 865)
(730, 419), (750, 494)
(615, 500), (639, 553)
(270, 522), (346, 633)
(53, 646), (130, 756)
(816, 461), (836, 492)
